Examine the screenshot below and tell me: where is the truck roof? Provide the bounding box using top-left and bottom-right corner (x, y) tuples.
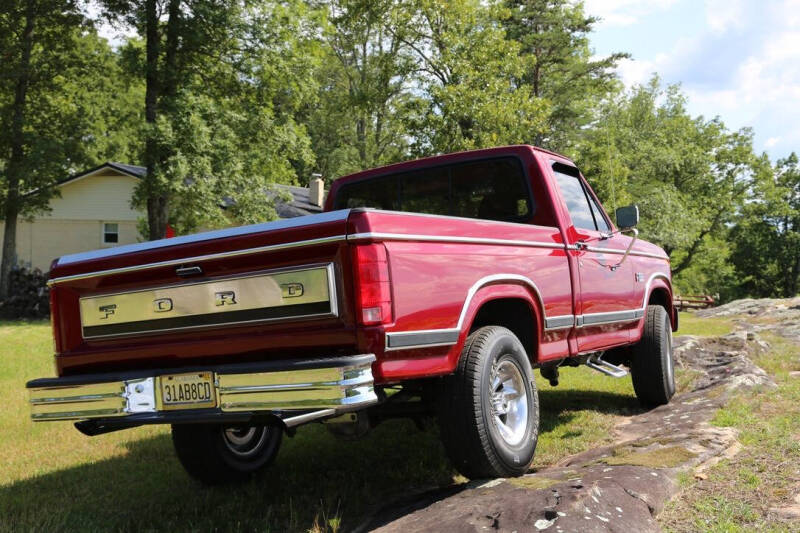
(330, 145), (576, 187)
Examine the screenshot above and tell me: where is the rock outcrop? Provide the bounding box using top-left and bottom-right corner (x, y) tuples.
(357, 331), (777, 533)
(696, 297), (800, 341)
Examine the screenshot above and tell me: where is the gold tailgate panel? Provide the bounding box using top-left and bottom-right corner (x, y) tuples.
(79, 264), (337, 339)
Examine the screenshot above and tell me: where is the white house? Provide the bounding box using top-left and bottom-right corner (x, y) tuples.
(0, 162), (325, 271)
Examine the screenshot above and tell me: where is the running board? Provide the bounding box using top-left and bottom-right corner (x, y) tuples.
(586, 355), (628, 378)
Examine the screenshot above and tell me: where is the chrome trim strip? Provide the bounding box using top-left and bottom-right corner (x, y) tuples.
(56, 210), (352, 266)
(384, 328), (461, 351)
(48, 235), (347, 285)
(577, 309), (643, 328)
(347, 232), (566, 250)
(544, 314), (575, 330)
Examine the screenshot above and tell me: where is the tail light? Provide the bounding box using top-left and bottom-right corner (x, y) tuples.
(351, 243), (393, 326)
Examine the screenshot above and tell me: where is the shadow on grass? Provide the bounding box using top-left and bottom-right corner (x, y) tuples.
(538, 387), (645, 433)
(1, 389), (642, 532)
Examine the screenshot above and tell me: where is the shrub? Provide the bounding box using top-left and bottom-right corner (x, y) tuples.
(0, 266), (50, 320)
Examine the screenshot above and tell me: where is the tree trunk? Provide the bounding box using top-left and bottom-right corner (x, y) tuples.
(1, 0), (36, 299)
(144, 0), (167, 240)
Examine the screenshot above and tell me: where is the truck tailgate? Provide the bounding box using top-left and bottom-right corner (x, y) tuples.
(49, 211), (358, 376)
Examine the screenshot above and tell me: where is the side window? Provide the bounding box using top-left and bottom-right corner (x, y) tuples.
(552, 165), (597, 230)
(588, 194), (610, 233)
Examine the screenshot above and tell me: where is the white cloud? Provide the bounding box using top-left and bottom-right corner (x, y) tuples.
(705, 0), (745, 33)
(583, 0), (679, 28)
(593, 0), (800, 155)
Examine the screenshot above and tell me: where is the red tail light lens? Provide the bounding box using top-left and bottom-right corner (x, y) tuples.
(352, 244), (392, 325)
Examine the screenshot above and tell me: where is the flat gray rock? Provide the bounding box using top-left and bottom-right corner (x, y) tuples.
(357, 327), (777, 533)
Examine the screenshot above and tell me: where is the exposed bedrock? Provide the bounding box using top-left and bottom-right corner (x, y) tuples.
(357, 329), (777, 533)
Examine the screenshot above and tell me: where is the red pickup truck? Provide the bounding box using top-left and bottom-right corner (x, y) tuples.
(28, 145), (676, 484)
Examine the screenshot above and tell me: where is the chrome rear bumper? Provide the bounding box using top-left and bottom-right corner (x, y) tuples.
(27, 354), (377, 431)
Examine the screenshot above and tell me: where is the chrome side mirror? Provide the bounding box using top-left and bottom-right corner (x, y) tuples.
(615, 205), (639, 230)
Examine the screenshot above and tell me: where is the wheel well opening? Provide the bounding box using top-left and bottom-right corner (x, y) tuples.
(469, 298), (537, 363)
(648, 288), (674, 326)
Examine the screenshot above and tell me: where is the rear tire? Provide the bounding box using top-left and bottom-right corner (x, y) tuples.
(438, 326), (539, 479)
(171, 423), (282, 485)
(631, 305), (676, 406)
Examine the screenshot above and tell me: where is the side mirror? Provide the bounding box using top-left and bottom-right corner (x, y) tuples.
(615, 205), (639, 230)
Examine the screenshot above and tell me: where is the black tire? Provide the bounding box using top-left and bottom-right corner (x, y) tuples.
(437, 326), (539, 479)
(630, 305), (676, 406)
(171, 423), (282, 485)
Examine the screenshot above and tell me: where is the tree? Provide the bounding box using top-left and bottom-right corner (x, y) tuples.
(401, 0), (549, 155)
(503, 0), (627, 151)
(99, 0), (317, 237)
(0, 1), (139, 297)
(306, 0), (416, 177)
(574, 78), (766, 295)
(730, 153), (800, 298)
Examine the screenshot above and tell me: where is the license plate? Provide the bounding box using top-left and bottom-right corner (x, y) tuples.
(159, 372), (217, 410)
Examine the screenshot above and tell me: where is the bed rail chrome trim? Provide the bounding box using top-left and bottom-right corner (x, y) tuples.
(48, 235), (347, 286)
(348, 232), (566, 250)
(56, 210), (352, 266)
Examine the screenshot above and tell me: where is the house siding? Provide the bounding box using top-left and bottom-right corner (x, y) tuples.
(0, 171), (145, 271)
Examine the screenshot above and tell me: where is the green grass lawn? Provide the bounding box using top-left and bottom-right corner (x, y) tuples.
(675, 311), (734, 337)
(0, 320), (647, 532)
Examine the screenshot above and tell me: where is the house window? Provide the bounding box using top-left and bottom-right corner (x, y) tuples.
(103, 223), (119, 244)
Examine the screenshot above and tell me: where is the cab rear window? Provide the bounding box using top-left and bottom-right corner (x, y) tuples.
(334, 157), (534, 223)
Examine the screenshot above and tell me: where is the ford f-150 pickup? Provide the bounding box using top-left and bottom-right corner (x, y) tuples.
(28, 145), (676, 484)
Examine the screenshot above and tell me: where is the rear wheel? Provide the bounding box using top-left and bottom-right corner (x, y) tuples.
(171, 423), (282, 485)
(631, 305), (676, 406)
(438, 326), (539, 479)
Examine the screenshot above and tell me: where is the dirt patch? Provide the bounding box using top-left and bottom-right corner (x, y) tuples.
(357, 332), (776, 533)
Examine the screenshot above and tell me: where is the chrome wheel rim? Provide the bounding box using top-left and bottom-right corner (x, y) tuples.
(489, 358), (529, 446)
(221, 426), (268, 458)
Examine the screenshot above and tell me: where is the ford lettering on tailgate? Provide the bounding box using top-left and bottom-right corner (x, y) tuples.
(79, 264), (337, 339)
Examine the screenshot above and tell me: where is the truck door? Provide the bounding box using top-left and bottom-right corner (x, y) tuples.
(549, 162), (635, 353)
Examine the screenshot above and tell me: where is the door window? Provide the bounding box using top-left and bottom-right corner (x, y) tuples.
(552, 163), (597, 230)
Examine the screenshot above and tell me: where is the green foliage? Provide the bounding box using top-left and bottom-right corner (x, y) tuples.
(0, 0), (142, 296)
(729, 153), (800, 297)
(403, 0), (550, 154)
(503, 0), (628, 151)
(574, 78), (768, 297)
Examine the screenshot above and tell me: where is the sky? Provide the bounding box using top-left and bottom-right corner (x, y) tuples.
(584, 0), (800, 160)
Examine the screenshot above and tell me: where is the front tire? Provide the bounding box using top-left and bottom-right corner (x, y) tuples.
(438, 326), (539, 479)
(171, 423), (282, 485)
(631, 305), (676, 406)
